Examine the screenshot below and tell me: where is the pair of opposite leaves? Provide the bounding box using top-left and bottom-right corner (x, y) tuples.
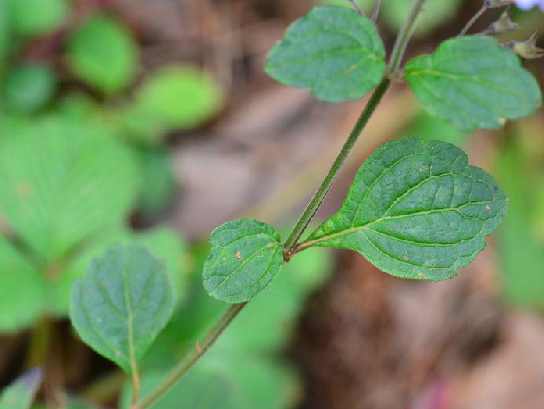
(203, 6), (542, 304)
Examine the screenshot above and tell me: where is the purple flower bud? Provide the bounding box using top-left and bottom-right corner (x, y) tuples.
(514, 0), (544, 11)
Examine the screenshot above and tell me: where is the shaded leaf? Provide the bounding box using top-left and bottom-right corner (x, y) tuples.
(0, 116), (138, 261)
(306, 138), (507, 280)
(69, 243), (174, 373)
(202, 219), (283, 303)
(266, 6), (386, 102)
(497, 143), (544, 309)
(0, 236), (45, 332)
(121, 65), (223, 142)
(67, 15), (137, 93)
(9, 0), (68, 36)
(2, 64), (56, 113)
(0, 368), (42, 409)
(405, 36), (542, 132)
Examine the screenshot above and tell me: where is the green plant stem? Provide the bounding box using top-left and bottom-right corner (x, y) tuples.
(372, 0), (382, 22)
(137, 303), (246, 409)
(138, 1), (431, 406)
(459, 2), (488, 36)
(282, 78), (391, 256)
(347, 0), (363, 15)
(388, 0), (428, 75)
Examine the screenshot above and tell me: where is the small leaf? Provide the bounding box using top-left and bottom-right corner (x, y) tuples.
(8, 0), (68, 37)
(67, 15), (138, 93)
(265, 6), (386, 103)
(0, 368), (42, 409)
(121, 65), (223, 142)
(203, 219), (283, 303)
(0, 235), (45, 333)
(1, 64), (56, 113)
(305, 138), (507, 280)
(69, 243), (174, 373)
(405, 36), (542, 132)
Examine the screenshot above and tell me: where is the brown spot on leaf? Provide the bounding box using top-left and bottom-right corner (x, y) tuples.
(236, 251), (242, 260)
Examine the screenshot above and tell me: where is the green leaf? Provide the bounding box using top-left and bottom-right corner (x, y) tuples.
(497, 144), (544, 309)
(49, 225), (188, 316)
(135, 147), (176, 216)
(2, 64), (56, 113)
(0, 368), (42, 409)
(0, 116), (138, 261)
(305, 137), (507, 280)
(69, 243), (175, 373)
(203, 219), (283, 303)
(121, 65), (223, 142)
(316, 0), (463, 35)
(405, 36), (542, 132)
(8, 0), (68, 37)
(0, 235), (45, 333)
(265, 6), (386, 103)
(67, 15), (138, 93)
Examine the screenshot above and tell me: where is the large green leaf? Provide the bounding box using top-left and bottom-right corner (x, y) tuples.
(67, 15), (137, 93)
(405, 36), (542, 132)
(202, 219), (283, 303)
(266, 6), (386, 103)
(0, 116), (138, 261)
(121, 65), (223, 142)
(8, 0), (68, 37)
(69, 243), (174, 373)
(0, 236), (45, 333)
(1, 64), (56, 113)
(0, 368), (42, 409)
(305, 138), (507, 280)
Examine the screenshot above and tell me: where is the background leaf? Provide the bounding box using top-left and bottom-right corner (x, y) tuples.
(0, 368), (42, 409)
(0, 116), (138, 262)
(121, 65), (223, 142)
(306, 138), (507, 280)
(1, 64), (56, 113)
(266, 6), (386, 103)
(0, 236), (45, 332)
(497, 141), (544, 309)
(8, 0), (68, 37)
(67, 15), (138, 93)
(69, 243), (175, 373)
(405, 36), (542, 132)
(316, 0), (463, 36)
(202, 219), (283, 303)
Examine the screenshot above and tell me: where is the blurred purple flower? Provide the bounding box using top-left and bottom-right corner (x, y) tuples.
(514, 0), (544, 11)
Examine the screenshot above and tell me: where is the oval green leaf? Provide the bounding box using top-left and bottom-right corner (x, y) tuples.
(121, 65), (223, 142)
(69, 243), (174, 373)
(9, 0), (68, 37)
(67, 15), (138, 93)
(265, 6), (386, 103)
(305, 138), (507, 281)
(203, 219), (283, 303)
(405, 36), (542, 132)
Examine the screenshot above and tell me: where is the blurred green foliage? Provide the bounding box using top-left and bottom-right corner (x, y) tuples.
(497, 137), (544, 309)
(0, 3), (223, 332)
(316, 0), (463, 35)
(0, 4), (333, 409)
